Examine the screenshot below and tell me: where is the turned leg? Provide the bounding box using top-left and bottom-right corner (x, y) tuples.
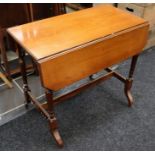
(17, 45), (31, 109)
(45, 89), (64, 147)
(31, 57), (39, 75)
(125, 54), (139, 107)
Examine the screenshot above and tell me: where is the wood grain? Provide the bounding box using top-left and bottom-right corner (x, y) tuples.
(0, 71), (13, 88)
(39, 24), (149, 90)
(7, 5), (148, 60)
(7, 5), (149, 146)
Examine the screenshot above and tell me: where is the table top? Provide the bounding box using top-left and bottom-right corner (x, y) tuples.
(7, 5), (147, 61)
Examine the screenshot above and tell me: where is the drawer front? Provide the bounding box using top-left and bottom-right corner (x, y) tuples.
(149, 28), (155, 38)
(118, 3), (144, 17)
(144, 5), (155, 29)
(39, 25), (149, 91)
(118, 4), (155, 29)
(145, 37), (155, 49)
(145, 28), (155, 49)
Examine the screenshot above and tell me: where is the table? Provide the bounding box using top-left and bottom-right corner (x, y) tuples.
(7, 5), (149, 147)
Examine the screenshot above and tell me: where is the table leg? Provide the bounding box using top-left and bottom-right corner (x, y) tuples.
(31, 58), (39, 75)
(125, 54), (139, 107)
(45, 89), (64, 147)
(17, 45), (31, 109)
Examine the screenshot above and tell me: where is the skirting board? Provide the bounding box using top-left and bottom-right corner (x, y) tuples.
(0, 103), (34, 126)
(0, 77), (45, 126)
(0, 94), (45, 126)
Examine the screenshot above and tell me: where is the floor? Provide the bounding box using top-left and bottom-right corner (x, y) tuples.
(0, 70), (45, 125)
(0, 47), (155, 150)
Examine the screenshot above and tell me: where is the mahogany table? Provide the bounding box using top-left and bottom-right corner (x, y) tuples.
(7, 5), (149, 147)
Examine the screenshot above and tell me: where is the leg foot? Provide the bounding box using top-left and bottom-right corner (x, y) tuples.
(124, 79), (133, 107)
(46, 89), (64, 147)
(49, 118), (64, 147)
(124, 55), (139, 107)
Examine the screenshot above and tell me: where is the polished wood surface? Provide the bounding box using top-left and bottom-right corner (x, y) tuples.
(39, 24), (148, 90)
(0, 4), (30, 28)
(0, 4), (66, 79)
(8, 5), (148, 60)
(8, 5), (149, 147)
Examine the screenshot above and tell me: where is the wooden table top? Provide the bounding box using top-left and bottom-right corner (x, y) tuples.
(7, 5), (147, 61)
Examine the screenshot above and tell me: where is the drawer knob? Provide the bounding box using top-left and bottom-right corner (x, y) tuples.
(126, 7), (134, 12)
